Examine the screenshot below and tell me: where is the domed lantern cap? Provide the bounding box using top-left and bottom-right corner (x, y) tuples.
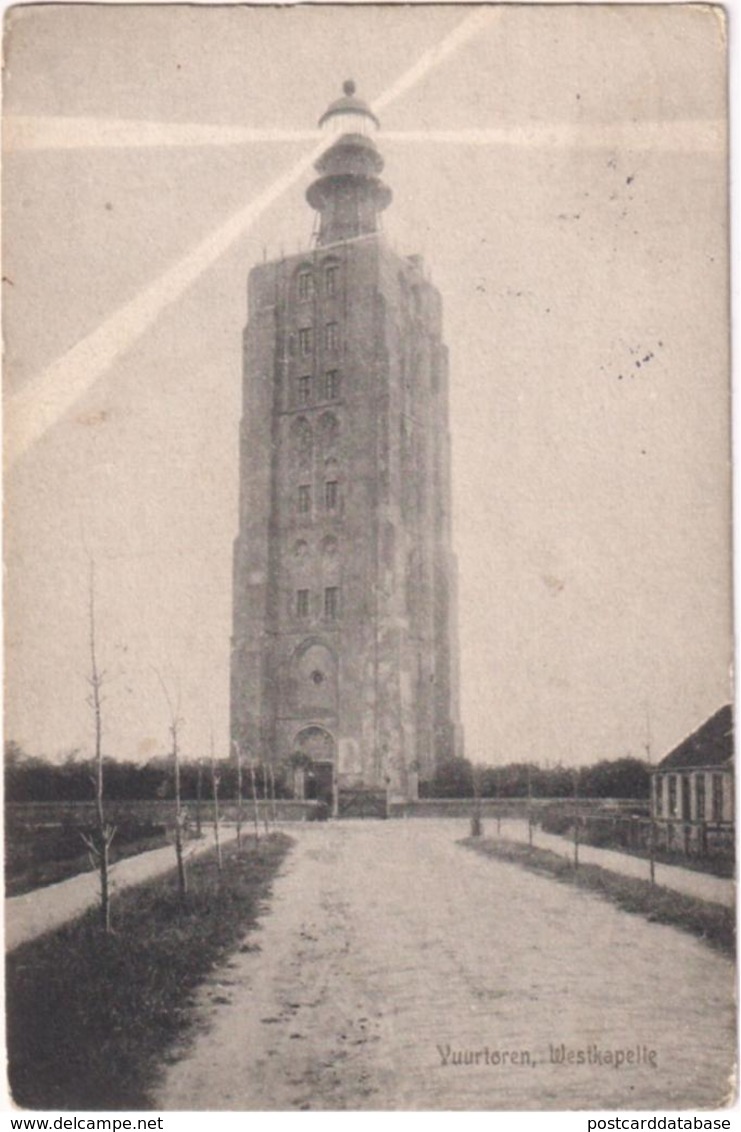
(318, 80), (380, 132)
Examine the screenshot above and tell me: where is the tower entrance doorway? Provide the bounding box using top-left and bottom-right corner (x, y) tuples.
(294, 726), (335, 809)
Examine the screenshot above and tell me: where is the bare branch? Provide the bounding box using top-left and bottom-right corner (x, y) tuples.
(154, 665), (187, 905)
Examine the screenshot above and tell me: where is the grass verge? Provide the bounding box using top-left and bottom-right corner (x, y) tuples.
(462, 837), (735, 958)
(7, 832), (293, 1110)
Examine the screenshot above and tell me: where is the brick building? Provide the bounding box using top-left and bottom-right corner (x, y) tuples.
(230, 82), (462, 809)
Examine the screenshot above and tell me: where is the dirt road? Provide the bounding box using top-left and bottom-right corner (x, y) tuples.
(156, 820), (735, 1110)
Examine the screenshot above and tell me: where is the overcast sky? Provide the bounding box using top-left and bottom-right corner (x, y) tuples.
(3, 3), (731, 768)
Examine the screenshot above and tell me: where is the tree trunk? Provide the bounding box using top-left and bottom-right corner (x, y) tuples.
(211, 752), (222, 873)
(195, 759), (203, 837)
(234, 742), (243, 852)
(88, 561), (113, 934)
(261, 765), (270, 834)
(249, 760), (260, 841)
(268, 762), (278, 825)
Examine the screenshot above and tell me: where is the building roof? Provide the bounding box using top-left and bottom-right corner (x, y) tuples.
(656, 704), (733, 772)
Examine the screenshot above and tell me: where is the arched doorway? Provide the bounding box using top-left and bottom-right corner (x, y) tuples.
(293, 726), (336, 809)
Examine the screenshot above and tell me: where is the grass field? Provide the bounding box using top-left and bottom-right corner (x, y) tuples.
(6, 832), (293, 1110)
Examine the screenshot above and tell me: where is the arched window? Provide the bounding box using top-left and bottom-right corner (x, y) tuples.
(325, 370), (340, 400)
(298, 375), (312, 406)
(325, 480), (339, 511)
(297, 485), (311, 514)
(291, 643), (338, 712)
(324, 587), (340, 620)
(291, 416), (313, 469)
(294, 724), (335, 760)
(296, 265), (314, 302)
(319, 412), (339, 451)
(325, 263), (339, 297)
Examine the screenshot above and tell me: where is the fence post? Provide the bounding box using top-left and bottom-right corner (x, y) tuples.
(496, 767), (501, 837)
(471, 765), (483, 837)
(527, 764), (533, 848)
(195, 757), (203, 838)
(573, 768), (580, 869)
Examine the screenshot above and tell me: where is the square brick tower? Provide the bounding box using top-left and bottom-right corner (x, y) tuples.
(231, 81), (462, 808)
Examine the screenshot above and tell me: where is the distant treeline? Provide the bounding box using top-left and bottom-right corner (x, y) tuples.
(4, 742), (291, 804)
(420, 756), (650, 800)
(5, 742), (650, 803)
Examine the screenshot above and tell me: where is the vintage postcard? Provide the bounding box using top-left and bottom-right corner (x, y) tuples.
(2, 2), (734, 1114)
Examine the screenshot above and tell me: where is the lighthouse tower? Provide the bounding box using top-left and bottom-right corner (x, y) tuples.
(230, 82), (462, 811)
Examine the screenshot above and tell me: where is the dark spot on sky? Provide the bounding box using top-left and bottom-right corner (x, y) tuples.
(626, 175), (635, 185)
(2, 275), (14, 286)
(105, 202), (113, 211)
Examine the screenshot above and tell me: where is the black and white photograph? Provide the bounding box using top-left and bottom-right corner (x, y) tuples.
(2, 2), (735, 1114)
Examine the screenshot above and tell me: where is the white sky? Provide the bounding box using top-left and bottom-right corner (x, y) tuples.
(2, 3), (732, 768)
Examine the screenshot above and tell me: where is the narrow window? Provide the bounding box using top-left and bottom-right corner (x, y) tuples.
(696, 774), (705, 821)
(325, 480), (338, 511)
(298, 271), (314, 301)
(712, 774), (724, 821)
(298, 485), (311, 514)
(296, 589), (310, 618)
(299, 327), (313, 356)
(325, 370), (340, 400)
(654, 777), (663, 817)
(298, 375), (311, 405)
(325, 322), (339, 353)
(326, 265), (339, 297)
(324, 586), (339, 620)
(668, 775), (677, 817)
